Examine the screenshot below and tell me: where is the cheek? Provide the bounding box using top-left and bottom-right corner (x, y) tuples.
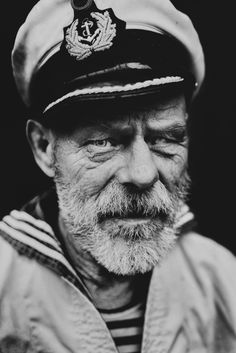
(57, 152), (86, 181)
(155, 149), (188, 189)
(59, 152), (123, 198)
(78, 167), (110, 197)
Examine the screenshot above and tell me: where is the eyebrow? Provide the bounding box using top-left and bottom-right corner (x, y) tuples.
(145, 123), (188, 140)
(79, 119), (187, 138)
(98, 120), (188, 136)
(146, 121), (187, 132)
(95, 121), (134, 137)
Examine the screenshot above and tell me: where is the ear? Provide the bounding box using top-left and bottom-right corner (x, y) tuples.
(26, 120), (55, 178)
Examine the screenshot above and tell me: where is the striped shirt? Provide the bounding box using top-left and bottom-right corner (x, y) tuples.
(100, 302), (145, 353)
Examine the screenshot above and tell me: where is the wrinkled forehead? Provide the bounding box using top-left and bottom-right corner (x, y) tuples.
(44, 86), (187, 135)
(98, 95), (187, 129)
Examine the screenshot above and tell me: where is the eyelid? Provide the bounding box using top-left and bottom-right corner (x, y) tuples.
(83, 137), (108, 145)
(148, 127), (187, 142)
(84, 137), (120, 149)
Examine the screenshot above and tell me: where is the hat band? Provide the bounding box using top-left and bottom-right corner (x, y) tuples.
(43, 76), (184, 113)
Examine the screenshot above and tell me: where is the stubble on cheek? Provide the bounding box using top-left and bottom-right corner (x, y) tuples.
(53, 141), (118, 201)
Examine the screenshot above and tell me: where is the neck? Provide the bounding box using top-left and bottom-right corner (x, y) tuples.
(58, 215), (149, 310)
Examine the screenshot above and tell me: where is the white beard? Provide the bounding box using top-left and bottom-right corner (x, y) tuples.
(55, 171), (189, 275)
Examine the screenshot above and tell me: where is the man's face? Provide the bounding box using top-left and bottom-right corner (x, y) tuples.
(53, 93), (190, 275)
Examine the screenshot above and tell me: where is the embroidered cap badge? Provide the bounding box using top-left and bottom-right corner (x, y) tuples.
(65, 11), (117, 61)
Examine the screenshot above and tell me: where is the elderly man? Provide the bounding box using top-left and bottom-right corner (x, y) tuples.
(0, 0), (236, 352)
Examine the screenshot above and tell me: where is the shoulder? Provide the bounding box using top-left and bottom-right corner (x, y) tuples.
(178, 232), (236, 274)
(161, 232), (236, 296)
(0, 232), (20, 276)
(0, 232), (33, 293)
(0, 230), (36, 345)
(0, 208), (48, 294)
(176, 232), (236, 334)
(177, 232), (236, 291)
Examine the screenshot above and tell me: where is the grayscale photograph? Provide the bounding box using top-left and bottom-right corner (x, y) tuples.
(0, 0), (235, 352)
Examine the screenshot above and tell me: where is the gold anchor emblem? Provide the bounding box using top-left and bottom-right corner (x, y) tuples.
(65, 11), (116, 61)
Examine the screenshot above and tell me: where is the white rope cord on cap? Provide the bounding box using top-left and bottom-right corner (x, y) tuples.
(43, 76), (184, 113)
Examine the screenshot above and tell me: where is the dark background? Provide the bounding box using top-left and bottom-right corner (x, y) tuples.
(1, 1), (235, 253)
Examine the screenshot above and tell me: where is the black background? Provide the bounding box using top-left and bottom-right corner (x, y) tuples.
(1, 1), (235, 253)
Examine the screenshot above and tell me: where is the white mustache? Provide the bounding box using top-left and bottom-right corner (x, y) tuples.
(76, 178), (188, 225)
(56, 170), (190, 230)
(94, 180), (172, 221)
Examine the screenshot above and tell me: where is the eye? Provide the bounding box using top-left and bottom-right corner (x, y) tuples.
(87, 139), (113, 147)
(147, 129), (187, 147)
(84, 138), (119, 162)
(148, 136), (169, 146)
(84, 138), (120, 151)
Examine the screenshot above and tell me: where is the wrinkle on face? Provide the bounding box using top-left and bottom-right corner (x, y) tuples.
(52, 92), (191, 276)
(53, 93), (189, 197)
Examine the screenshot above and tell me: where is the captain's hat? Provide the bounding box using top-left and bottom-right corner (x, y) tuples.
(12, 0), (205, 117)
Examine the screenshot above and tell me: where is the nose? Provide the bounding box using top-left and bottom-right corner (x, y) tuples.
(117, 137), (159, 190)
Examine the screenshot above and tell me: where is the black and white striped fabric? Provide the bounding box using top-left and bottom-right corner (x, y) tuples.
(100, 302), (145, 353)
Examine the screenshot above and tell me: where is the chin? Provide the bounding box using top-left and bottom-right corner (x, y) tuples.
(84, 225), (177, 276)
